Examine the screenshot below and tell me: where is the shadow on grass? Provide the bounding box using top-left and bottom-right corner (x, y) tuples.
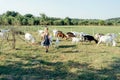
(1, 54), (120, 80)
(0, 59), (86, 80)
(62, 49), (80, 53)
(59, 45), (76, 48)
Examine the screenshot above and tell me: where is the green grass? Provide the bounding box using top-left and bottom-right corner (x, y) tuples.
(0, 26), (120, 80)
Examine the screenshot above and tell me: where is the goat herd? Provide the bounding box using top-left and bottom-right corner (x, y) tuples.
(0, 28), (119, 48)
(39, 29), (118, 47)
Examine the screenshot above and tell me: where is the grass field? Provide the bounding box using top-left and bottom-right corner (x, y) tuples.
(0, 26), (120, 80)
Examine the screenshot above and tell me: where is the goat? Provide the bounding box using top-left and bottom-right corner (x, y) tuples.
(71, 37), (80, 44)
(53, 29), (58, 37)
(38, 30), (44, 35)
(106, 33), (117, 40)
(56, 31), (67, 39)
(97, 35), (116, 46)
(66, 32), (76, 39)
(71, 31), (79, 37)
(0, 29), (10, 40)
(38, 30), (44, 40)
(0, 29), (10, 33)
(94, 33), (104, 40)
(25, 33), (35, 44)
(83, 35), (98, 43)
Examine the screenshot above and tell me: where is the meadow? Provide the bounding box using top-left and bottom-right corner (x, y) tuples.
(0, 26), (120, 80)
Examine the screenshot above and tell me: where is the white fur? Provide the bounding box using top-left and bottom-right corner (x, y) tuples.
(72, 37), (80, 44)
(0, 29), (10, 40)
(79, 32), (89, 41)
(25, 33), (35, 43)
(106, 33), (117, 40)
(71, 31), (79, 37)
(53, 29), (58, 37)
(97, 35), (116, 46)
(38, 30), (44, 35)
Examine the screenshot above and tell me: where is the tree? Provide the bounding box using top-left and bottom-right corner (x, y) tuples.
(53, 20), (64, 25)
(34, 17), (40, 25)
(71, 19), (79, 25)
(28, 18), (34, 25)
(98, 20), (105, 26)
(24, 14), (34, 18)
(5, 11), (18, 17)
(0, 15), (2, 25)
(22, 18), (28, 25)
(40, 13), (49, 25)
(64, 17), (72, 25)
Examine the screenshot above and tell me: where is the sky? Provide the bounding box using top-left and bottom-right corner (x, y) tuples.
(0, 0), (120, 19)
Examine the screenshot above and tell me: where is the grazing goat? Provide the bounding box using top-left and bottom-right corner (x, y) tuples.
(94, 33), (104, 40)
(56, 31), (67, 39)
(97, 35), (116, 46)
(25, 33), (35, 44)
(71, 31), (79, 37)
(71, 37), (80, 44)
(83, 35), (98, 43)
(38, 30), (44, 35)
(66, 32), (76, 39)
(106, 33), (117, 40)
(38, 31), (44, 40)
(79, 32), (89, 41)
(0, 29), (10, 33)
(53, 29), (58, 37)
(0, 29), (10, 40)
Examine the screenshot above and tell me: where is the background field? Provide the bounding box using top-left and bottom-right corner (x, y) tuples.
(0, 26), (120, 80)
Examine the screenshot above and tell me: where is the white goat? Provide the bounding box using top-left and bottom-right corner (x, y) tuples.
(94, 33), (104, 40)
(106, 33), (117, 40)
(38, 30), (44, 40)
(25, 33), (35, 44)
(72, 37), (80, 44)
(0, 29), (10, 40)
(0, 29), (10, 33)
(97, 35), (116, 46)
(38, 30), (44, 35)
(71, 31), (79, 37)
(53, 29), (58, 37)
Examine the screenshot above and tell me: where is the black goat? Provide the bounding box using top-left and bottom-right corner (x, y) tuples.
(83, 35), (98, 43)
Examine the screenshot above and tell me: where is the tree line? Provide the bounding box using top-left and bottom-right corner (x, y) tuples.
(0, 11), (120, 26)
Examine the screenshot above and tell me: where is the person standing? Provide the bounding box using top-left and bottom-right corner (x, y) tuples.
(43, 27), (50, 53)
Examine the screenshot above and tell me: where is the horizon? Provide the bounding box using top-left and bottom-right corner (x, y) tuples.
(0, 0), (120, 19)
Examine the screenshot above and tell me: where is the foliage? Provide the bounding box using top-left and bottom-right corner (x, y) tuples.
(0, 11), (120, 26)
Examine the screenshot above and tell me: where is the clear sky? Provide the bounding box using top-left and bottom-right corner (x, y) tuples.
(0, 0), (120, 19)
